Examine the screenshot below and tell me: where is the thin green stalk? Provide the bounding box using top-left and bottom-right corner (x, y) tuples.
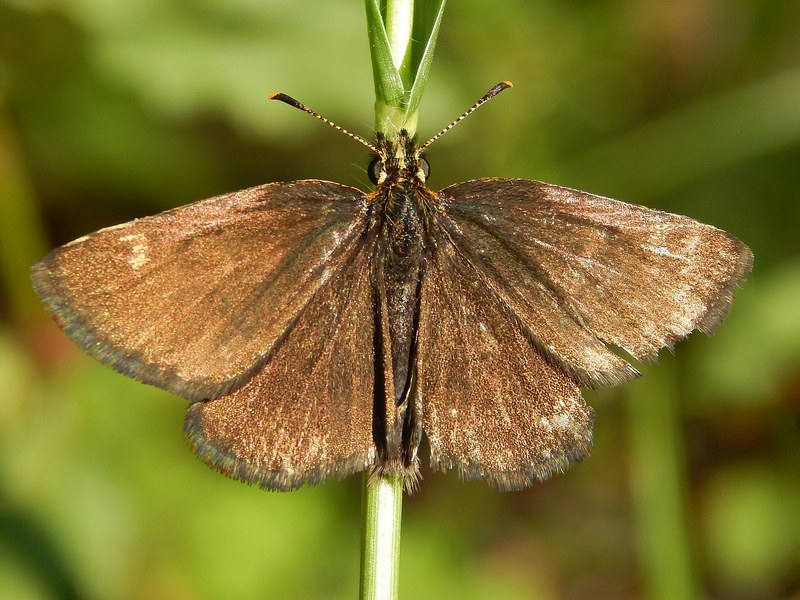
(626, 359), (700, 600)
(366, 0), (445, 135)
(360, 473), (403, 600)
(385, 0), (414, 81)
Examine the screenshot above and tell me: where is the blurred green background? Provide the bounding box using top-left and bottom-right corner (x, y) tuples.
(1, 1), (799, 599)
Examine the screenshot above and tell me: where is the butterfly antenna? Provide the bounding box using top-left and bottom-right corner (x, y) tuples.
(269, 92), (379, 154)
(418, 81), (513, 152)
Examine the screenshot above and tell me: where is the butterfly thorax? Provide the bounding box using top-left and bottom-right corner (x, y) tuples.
(371, 134), (433, 264)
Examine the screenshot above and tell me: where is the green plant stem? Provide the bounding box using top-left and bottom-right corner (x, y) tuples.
(380, 0), (417, 134)
(385, 0), (413, 80)
(627, 359), (700, 600)
(366, 0), (444, 134)
(360, 472), (403, 600)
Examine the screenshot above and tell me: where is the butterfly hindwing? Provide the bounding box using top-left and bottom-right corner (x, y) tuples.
(184, 229), (380, 491)
(31, 180), (369, 401)
(417, 229), (594, 491)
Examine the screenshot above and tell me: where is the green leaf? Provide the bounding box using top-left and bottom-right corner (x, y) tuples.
(365, 0), (447, 135)
(366, 0), (406, 112)
(406, 0), (445, 122)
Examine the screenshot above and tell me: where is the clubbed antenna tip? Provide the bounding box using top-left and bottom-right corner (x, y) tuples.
(419, 81), (513, 151)
(269, 92), (378, 153)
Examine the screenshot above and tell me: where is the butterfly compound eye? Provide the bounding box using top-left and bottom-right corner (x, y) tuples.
(418, 157), (431, 181)
(368, 157), (383, 185)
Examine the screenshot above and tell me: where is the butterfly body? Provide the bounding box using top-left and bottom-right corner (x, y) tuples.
(365, 131), (434, 483)
(32, 100), (752, 492)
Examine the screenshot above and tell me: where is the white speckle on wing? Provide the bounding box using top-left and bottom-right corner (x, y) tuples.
(553, 412), (572, 429)
(643, 244), (689, 261)
(120, 234), (149, 269)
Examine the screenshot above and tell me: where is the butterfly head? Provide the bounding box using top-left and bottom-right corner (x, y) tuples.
(368, 130), (430, 188)
(269, 82), (513, 192)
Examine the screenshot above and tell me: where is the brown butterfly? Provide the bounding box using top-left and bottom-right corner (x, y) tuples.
(31, 82), (752, 491)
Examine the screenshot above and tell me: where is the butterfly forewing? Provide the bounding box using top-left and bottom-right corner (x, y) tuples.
(32, 180), (369, 401)
(185, 231), (379, 491)
(418, 228), (594, 491)
(438, 178), (753, 385)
